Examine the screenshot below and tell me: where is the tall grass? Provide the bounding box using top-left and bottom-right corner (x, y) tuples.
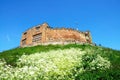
(0, 44), (86, 66)
(0, 48), (111, 80)
(0, 44), (120, 79)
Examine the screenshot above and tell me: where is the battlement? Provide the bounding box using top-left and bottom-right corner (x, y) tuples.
(20, 23), (92, 47)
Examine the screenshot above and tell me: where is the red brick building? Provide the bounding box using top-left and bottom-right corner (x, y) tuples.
(20, 23), (92, 47)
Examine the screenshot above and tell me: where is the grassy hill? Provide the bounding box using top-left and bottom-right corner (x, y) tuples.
(0, 44), (120, 80)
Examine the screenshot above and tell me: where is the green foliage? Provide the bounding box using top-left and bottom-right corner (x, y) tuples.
(0, 44), (120, 80)
(0, 44), (84, 66)
(0, 48), (111, 80)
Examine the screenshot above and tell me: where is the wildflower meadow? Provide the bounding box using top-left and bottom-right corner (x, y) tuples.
(0, 44), (120, 80)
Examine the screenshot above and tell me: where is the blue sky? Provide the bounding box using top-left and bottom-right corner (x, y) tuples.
(0, 0), (120, 52)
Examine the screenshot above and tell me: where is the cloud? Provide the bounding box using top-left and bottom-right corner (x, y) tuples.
(6, 35), (10, 41)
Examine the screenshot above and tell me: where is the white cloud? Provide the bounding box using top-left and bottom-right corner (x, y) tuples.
(6, 35), (10, 41)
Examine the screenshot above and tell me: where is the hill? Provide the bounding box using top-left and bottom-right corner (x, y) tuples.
(0, 44), (120, 80)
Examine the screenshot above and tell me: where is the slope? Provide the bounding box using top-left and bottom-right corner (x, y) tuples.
(0, 44), (120, 80)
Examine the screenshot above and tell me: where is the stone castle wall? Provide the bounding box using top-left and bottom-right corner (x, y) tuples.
(20, 23), (92, 47)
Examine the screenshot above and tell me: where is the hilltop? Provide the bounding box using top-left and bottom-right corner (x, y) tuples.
(0, 44), (120, 80)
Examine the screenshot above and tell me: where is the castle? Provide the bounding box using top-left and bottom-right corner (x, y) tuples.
(20, 23), (92, 47)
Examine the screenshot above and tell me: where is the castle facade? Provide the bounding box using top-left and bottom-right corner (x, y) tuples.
(20, 23), (92, 47)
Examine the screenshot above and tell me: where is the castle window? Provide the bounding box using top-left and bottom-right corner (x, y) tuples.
(22, 39), (26, 45)
(86, 39), (90, 43)
(32, 33), (42, 43)
(23, 32), (27, 35)
(85, 32), (88, 36)
(36, 27), (40, 32)
(23, 32), (27, 37)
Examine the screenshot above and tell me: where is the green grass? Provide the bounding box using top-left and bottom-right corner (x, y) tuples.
(0, 44), (120, 80)
(0, 44), (87, 66)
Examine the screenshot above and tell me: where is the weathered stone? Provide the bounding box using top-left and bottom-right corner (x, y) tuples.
(20, 23), (92, 47)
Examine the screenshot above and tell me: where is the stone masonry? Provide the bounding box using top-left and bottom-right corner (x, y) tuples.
(20, 23), (92, 47)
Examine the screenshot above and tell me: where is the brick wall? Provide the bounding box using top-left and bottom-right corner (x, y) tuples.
(20, 23), (92, 47)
